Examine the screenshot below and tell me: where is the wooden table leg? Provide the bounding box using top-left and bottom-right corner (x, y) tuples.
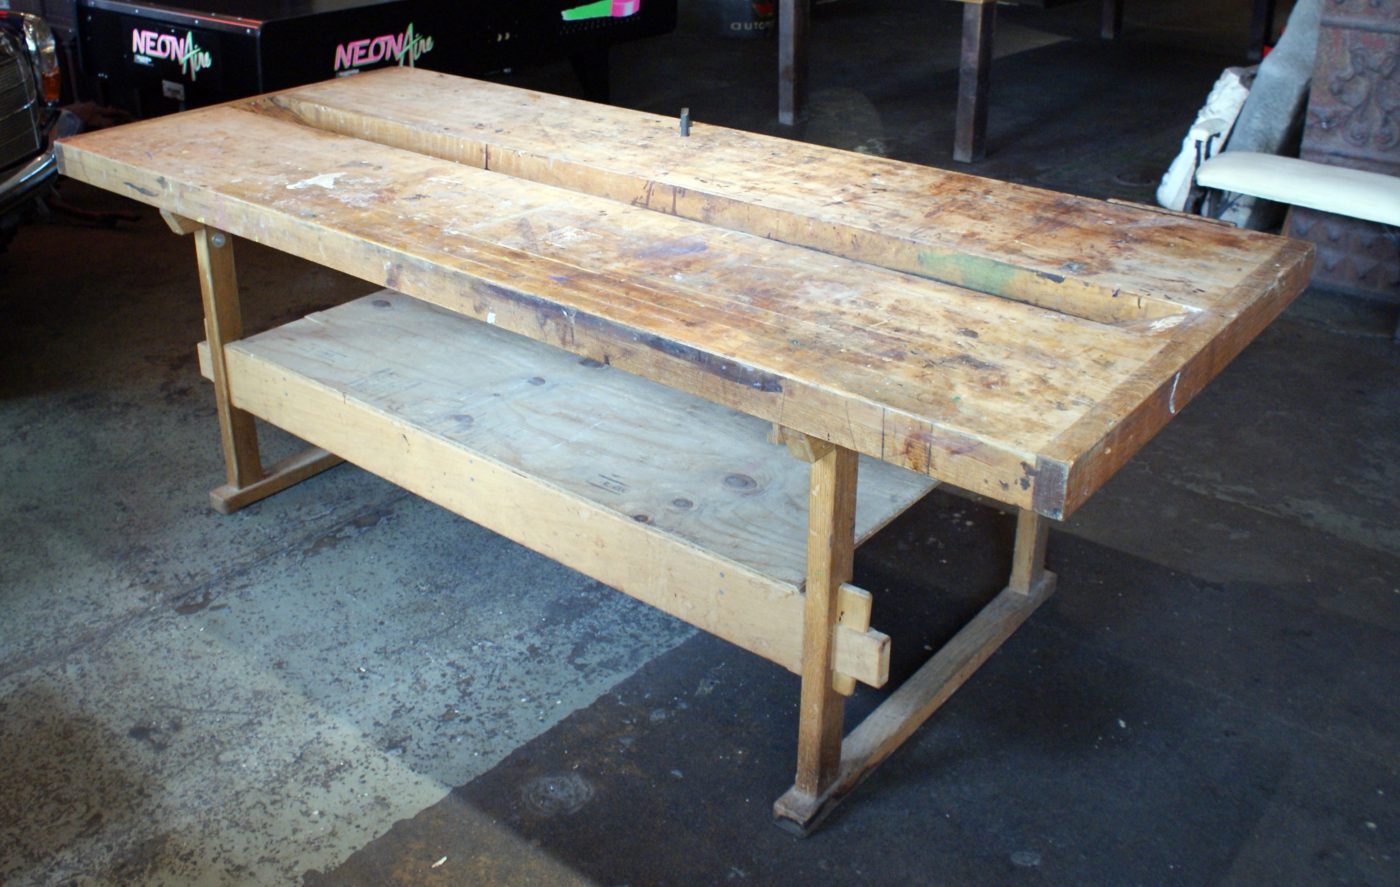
(773, 436), (857, 830)
(954, 0), (996, 164)
(778, 0), (809, 126)
(774, 506), (1056, 834)
(1101, 0), (1124, 40)
(193, 225), (265, 499)
(1009, 506), (1050, 594)
(169, 212), (343, 513)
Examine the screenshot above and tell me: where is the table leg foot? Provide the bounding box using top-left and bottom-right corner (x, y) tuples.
(210, 446), (343, 514)
(773, 782), (843, 836)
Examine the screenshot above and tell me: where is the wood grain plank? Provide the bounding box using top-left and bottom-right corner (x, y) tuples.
(259, 69), (1303, 323)
(1044, 238), (1314, 517)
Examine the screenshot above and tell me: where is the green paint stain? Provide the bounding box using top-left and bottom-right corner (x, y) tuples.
(915, 249), (1025, 297)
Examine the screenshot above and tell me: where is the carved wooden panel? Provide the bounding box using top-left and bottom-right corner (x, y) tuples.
(1287, 0), (1400, 300)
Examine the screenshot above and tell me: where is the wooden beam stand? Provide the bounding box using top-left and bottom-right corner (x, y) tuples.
(774, 509), (1057, 834)
(55, 68), (1311, 835)
(175, 214), (343, 512)
(793, 438), (859, 798)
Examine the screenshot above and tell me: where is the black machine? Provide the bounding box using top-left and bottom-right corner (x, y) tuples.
(5, 0), (675, 117)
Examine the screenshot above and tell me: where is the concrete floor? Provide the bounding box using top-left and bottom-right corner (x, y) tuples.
(2, 0), (1397, 884)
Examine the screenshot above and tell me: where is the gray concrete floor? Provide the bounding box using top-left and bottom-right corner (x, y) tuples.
(2, 0), (1397, 884)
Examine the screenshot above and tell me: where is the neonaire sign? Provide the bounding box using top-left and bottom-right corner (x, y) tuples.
(131, 28), (214, 80)
(334, 22), (434, 73)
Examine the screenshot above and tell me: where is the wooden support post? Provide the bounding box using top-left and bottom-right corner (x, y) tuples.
(182, 221), (344, 513)
(774, 504), (1056, 834)
(954, 1), (996, 164)
(194, 226), (266, 500)
(771, 424), (887, 696)
(1101, 0), (1124, 40)
(778, 0), (809, 126)
(785, 437), (859, 814)
(1008, 508), (1050, 595)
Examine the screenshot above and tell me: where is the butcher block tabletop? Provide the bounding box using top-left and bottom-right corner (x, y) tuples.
(55, 67), (1313, 519)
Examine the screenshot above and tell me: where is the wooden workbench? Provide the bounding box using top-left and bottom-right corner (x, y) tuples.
(777, 0), (1279, 162)
(56, 67), (1311, 833)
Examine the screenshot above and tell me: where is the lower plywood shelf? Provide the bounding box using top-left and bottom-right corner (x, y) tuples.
(198, 291), (936, 688)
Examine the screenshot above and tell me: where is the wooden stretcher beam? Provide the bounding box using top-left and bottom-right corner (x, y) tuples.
(209, 446), (344, 515)
(53, 68), (1312, 837)
(834, 582), (875, 696)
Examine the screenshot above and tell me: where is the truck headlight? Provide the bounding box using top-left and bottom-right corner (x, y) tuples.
(19, 14), (60, 104)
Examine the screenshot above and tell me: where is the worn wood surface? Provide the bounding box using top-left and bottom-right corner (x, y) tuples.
(259, 70), (1291, 323)
(202, 292), (930, 686)
(56, 69), (1313, 518)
